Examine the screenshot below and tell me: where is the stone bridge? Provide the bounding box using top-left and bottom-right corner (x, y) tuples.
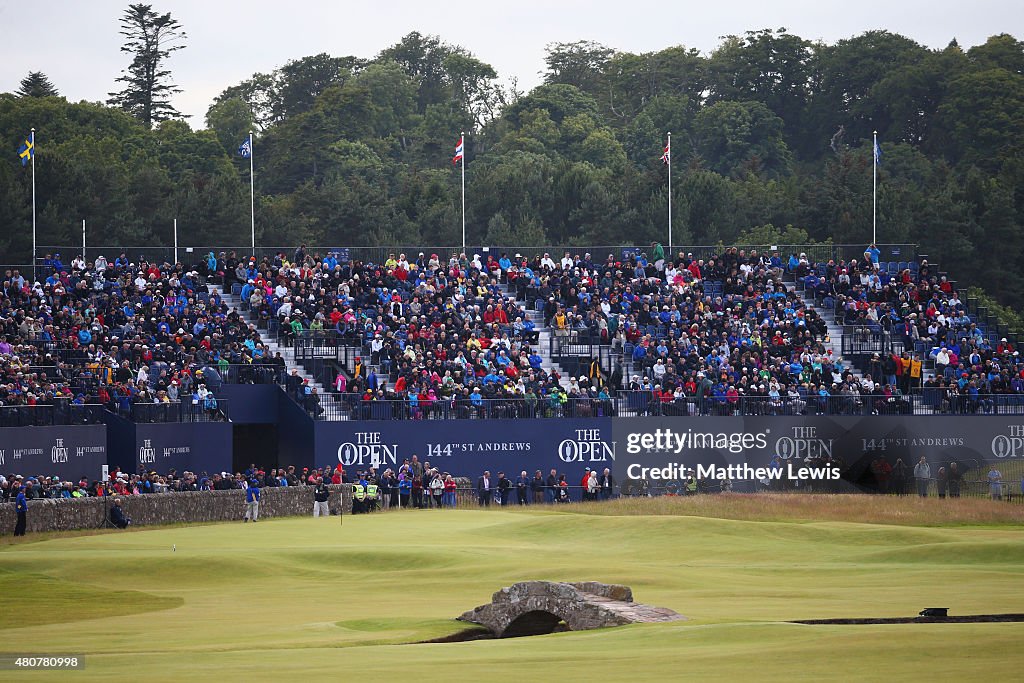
(457, 581), (685, 637)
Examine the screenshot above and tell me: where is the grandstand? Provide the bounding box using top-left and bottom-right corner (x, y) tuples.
(193, 242), (1022, 419)
(1, 242), (1022, 507)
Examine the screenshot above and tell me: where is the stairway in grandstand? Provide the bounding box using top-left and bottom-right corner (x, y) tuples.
(788, 279), (861, 381)
(210, 280), (572, 418)
(208, 284), (343, 414)
(497, 283), (574, 391)
(790, 254), (963, 384)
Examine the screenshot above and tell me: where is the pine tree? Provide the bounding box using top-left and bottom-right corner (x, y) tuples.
(107, 3), (187, 128)
(16, 71), (60, 98)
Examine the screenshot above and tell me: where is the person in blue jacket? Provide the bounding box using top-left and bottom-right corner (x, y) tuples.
(14, 486), (27, 536)
(244, 482), (260, 522)
(398, 473), (412, 507)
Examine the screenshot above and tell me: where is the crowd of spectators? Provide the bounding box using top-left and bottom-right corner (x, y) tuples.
(0, 462), (351, 503)
(198, 242), (1022, 418)
(800, 244), (1024, 412)
(602, 248), (857, 414)
(0, 251), (276, 421)
(229, 245), (872, 417)
(236, 247), (583, 416)
(5, 241), (1022, 422)
(0, 457), (472, 510)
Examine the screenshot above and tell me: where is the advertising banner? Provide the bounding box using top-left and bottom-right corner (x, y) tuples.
(0, 425), (107, 481)
(314, 418), (614, 483)
(612, 416), (1024, 492)
(132, 422), (232, 475)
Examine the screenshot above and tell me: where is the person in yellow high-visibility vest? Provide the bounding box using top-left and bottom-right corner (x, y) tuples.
(352, 482), (365, 514)
(365, 482), (379, 512)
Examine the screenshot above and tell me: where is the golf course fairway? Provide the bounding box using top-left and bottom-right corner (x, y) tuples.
(2, 495), (1022, 681)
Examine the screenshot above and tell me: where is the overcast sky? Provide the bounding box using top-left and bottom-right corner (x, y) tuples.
(2, 0), (1020, 125)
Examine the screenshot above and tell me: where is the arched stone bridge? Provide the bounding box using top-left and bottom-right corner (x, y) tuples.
(457, 581), (685, 637)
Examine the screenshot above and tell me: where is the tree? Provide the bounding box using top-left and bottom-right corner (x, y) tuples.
(693, 100), (793, 178)
(107, 3), (187, 127)
(936, 68), (1024, 167)
(804, 31), (928, 159)
(378, 32), (454, 113)
(273, 54), (357, 121)
(968, 34), (1024, 75)
(870, 42), (968, 149)
(353, 61), (419, 144)
(211, 72), (279, 131)
(17, 72), (60, 98)
(603, 47), (707, 123)
(543, 41), (615, 96)
(443, 51), (503, 131)
(706, 28), (812, 140)
(205, 97), (254, 156)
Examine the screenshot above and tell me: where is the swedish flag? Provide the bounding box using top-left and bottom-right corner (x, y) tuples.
(18, 134), (34, 167)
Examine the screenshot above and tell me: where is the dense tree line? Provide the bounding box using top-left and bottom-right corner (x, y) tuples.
(1, 28), (1022, 304)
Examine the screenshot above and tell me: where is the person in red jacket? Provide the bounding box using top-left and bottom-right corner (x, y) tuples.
(580, 468), (592, 501)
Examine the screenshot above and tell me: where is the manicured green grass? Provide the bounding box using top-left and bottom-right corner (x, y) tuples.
(1, 499), (1023, 681)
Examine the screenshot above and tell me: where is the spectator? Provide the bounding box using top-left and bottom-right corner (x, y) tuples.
(13, 486), (28, 536)
(947, 462), (962, 498)
(244, 482), (260, 522)
(476, 470), (492, 507)
(914, 456), (931, 497)
(442, 474), (458, 508)
(110, 497), (131, 528)
(313, 477), (330, 517)
(988, 466), (1003, 500)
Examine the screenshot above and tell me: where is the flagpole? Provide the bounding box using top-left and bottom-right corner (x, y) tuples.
(667, 132), (672, 254)
(460, 130), (466, 254)
(872, 130), (877, 246)
(82, 219), (86, 263)
(31, 128), (36, 283)
(174, 218), (178, 264)
(248, 131), (255, 259)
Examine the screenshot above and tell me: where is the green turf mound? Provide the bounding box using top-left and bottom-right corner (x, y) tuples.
(0, 567), (182, 629)
(861, 540), (1024, 565)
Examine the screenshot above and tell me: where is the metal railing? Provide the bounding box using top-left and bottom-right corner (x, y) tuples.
(290, 391), (1024, 420)
(840, 327), (901, 356)
(316, 395), (619, 421)
(29, 243), (917, 270)
(0, 403), (107, 427)
(126, 400), (229, 423)
(215, 364), (288, 386)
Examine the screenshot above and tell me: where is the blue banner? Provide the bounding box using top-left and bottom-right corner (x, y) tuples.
(133, 422), (232, 475)
(314, 418), (615, 483)
(611, 416), (1024, 493)
(0, 425), (107, 481)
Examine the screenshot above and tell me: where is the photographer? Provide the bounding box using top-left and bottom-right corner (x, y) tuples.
(313, 477), (330, 517)
(109, 498), (131, 529)
(496, 472), (512, 507)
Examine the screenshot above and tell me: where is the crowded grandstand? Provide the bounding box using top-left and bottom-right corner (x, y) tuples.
(2, 242), (1022, 507)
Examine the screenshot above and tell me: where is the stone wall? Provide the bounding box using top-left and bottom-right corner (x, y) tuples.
(0, 484), (548, 536)
(0, 486), (352, 535)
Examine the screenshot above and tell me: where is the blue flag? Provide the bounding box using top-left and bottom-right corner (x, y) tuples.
(873, 139), (881, 166)
(238, 138), (251, 159)
(18, 135), (34, 166)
